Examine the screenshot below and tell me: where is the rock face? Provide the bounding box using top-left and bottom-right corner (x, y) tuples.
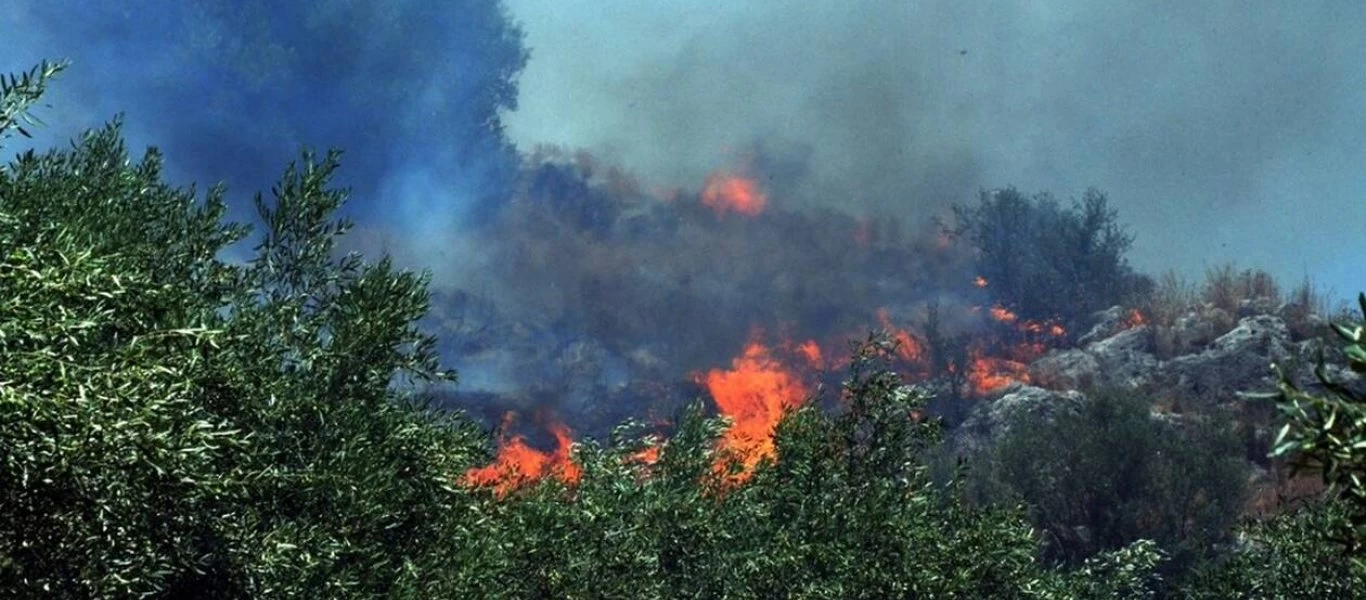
(1031, 321), (1160, 392)
(951, 385), (1088, 456)
(1162, 316), (1296, 405)
(961, 305), (1361, 455)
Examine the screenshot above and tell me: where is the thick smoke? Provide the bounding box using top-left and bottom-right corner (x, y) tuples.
(503, 0), (1366, 303)
(4, 0), (527, 234)
(7, 2), (1365, 439)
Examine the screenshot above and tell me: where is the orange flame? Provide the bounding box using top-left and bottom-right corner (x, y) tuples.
(701, 172), (766, 216)
(630, 444), (661, 466)
(1126, 309), (1147, 328)
(699, 342), (808, 483)
(973, 275), (989, 288)
(875, 308), (924, 363)
(968, 352), (1031, 395)
(796, 339), (824, 369)
(465, 415), (581, 497)
(989, 305), (1018, 323)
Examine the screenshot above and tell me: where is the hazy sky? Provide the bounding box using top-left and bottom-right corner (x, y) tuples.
(502, 0), (1366, 304)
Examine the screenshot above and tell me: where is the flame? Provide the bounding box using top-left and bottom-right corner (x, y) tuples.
(796, 339), (824, 369)
(989, 305), (1018, 323)
(698, 341), (808, 483)
(701, 172), (766, 216)
(1126, 309), (1147, 328)
(968, 351), (1031, 395)
(973, 275), (989, 288)
(875, 308), (924, 363)
(464, 415), (581, 497)
(630, 444), (661, 466)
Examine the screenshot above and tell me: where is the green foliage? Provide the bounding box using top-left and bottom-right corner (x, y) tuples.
(1271, 291), (1366, 562)
(0, 104), (486, 595)
(0, 59), (68, 142)
(444, 338), (1064, 599)
(1178, 500), (1366, 599)
(969, 388), (1248, 577)
(948, 187), (1151, 332)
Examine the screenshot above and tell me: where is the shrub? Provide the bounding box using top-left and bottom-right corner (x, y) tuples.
(948, 187), (1150, 336)
(1201, 263), (1279, 317)
(1179, 500), (1366, 599)
(968, 387), (1248, 577)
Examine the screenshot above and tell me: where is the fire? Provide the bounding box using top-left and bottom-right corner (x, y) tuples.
(875, 308), (924, 363)
(968, 352), (1031, 395)
(989, 305), (1018, 323)
(698, 341), (809, 483)
(701, 172), (766, 216)
(796, 339), (824, 369)
(464, 415), (582, 497)
(1125, 309), (1147, 328)
(630, 444), (661, 466)
(973, 275), (989, 288)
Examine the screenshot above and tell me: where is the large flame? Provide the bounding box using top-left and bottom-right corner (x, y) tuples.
(698, 341), (809, 482)
(701, 172), (767, 216)
(464, 415), (582, 497)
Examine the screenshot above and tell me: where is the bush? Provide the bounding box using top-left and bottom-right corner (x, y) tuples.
(1201, 263), (1279, 317)
(967, 387), (1248, 579)
(1179, 500), (1366, 599)
(948, 187), (1150, 336)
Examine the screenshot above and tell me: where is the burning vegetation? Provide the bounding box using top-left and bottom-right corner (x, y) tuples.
(448, 149), (1150, 496)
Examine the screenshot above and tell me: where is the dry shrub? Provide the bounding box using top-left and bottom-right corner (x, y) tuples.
(1201, 263), (1280, 316)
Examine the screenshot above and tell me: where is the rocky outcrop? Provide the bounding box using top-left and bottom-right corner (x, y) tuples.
(1160, 315), (1296, 404)
(950, 385), (1087, 456)
(964, 306), (1360, 453)
(1031, 319), (1160, 392)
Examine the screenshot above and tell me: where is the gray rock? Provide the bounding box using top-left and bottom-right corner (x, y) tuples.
(1163, 316), (1295, 404)
(951, 385), (1088, 455)
(1030, 325), (1159, 390)
(1164, 305), (1235, 356)
(1077, 305), (1130, 347)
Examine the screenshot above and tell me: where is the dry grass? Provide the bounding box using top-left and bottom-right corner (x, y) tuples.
(1201, 263), (1280, 316)
(1140, 269), (1199, 328)
(1133, 265), (1359, 357)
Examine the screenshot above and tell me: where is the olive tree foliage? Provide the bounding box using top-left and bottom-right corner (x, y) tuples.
(1180, 500), (1366, 599)
(0, 62), (488, 597)
(0, 59), (67, 142)
(1269, 292), (1366, 563)
(443, 336), (1168, 599)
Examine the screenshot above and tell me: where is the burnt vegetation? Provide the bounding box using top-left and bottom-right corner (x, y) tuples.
(3, 56), (1366, 600)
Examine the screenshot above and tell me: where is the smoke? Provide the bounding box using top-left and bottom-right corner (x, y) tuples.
(503, 0), (1366, 304)
(3, 0), (527, 233)
(7, 2), (1366, 437)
